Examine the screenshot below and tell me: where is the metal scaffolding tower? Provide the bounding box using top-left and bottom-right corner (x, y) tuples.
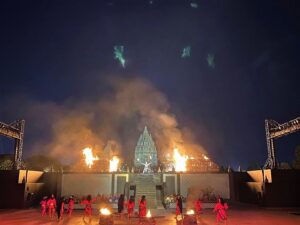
(264, 117), (300, 169)
(0, 120), (25, 169)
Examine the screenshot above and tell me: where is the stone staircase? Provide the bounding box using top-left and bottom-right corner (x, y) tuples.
(135, 174), (157, 209)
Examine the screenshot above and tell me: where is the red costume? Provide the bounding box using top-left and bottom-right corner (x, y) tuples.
(81, 199), (95, 216)
(47, 198), (56, 210)
(138, 200), (147, 217)
(68, 198), (75, 215)
(176, 199), (182, 215)
(127, 200), (135, 216)
(214, 202), (228, 222)
(194, 199), (202, 215)
(40, 199), (47, 216)
(47, 197), (56, 219)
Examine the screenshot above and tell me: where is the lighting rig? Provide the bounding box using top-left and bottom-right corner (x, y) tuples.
(0, 120), (25, 169)
(264, 117), (300, 169)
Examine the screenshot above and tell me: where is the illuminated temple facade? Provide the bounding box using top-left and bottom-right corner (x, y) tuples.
(134, 126), (158, 167)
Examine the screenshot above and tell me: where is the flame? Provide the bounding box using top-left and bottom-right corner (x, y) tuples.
(82, 147), (99, 168)
(146, 210), (152, 218)
(109, 156), (119, 172)
(186, 209), (195, 215)
(203, 155), (209, 160)
(100, 208), (111, 215)
(173, 148), (187, 172)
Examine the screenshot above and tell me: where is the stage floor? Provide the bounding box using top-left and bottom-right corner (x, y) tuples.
(0, 207), (300, 225)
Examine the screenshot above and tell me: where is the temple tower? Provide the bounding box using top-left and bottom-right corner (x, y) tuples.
(134, 126), (158, 167)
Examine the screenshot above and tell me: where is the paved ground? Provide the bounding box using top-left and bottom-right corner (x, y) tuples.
(0, 206), (300, 225)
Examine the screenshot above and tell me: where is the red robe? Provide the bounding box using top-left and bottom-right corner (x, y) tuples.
(138, 200), (147, 217)
(47, 198), (56, 209)
(68, 199), (75, 214)
(81, 199), (95, 216)
(40, 200), (47, 216)
(214, 202), (228, 221)
(194, 200), (202, 214)
(127, 201), (135, 215)
(176, 199), (182, 215)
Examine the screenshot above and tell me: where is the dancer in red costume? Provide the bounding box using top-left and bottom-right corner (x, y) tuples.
(213, 197), (228, 224)
(139, 195), (147, 217)
(139, 195), (147, 224)
(68, 195), (75, 216)
(40, 196), (47, 216)
(194, 197), (202, 216)
(47, 194), (56, 219)
(127, 196), (135, 219)
(81, 195), (96, 223)
(175, 195), (183, 222)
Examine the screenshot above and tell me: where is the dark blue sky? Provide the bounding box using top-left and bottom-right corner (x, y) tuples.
(1, 0), (299, 168)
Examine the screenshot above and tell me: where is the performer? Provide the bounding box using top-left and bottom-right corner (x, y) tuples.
(40, 196), (47, 216)
(56, 197), (65, 220)
(194, 197), (202, 216)
(213, 197), (228, 224)
(118, 194), (125, 213)
(127, 196), (135, 219)
(175, 195), (183, 222)
(139, 195), (147, 217)
(47, 194), (57, 219)
(141, 162), (152, 174)
(81, 195), (96, 223)
(139, 195), (147, 224)
(68, 195), (75, 216)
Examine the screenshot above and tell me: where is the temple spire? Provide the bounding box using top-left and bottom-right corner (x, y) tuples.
(134, 126), (158, 167)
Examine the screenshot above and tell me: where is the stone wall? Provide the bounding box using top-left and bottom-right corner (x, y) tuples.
(179, 173), (230, 199)
(60, 172), (231, 200)
(61, 173), (112, 197)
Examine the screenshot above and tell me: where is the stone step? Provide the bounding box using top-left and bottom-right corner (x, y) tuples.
(135, 193), (156, 196)
(136, 189), (155, 191)
(136, 193), (156, 196)
(136, 191), (156, 194)
(134, 174), (158, 209)
(136, 180), (154, 182)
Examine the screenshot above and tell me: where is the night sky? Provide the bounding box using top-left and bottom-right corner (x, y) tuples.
(1, 0), (299, 169)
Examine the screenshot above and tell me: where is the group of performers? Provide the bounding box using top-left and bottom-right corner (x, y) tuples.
(39, 194), (75, 220)
(39, 194), (99, 223)
(117, 194), (146, 220)
(175, 194), (229, 224)
(40, 193), (228, 223)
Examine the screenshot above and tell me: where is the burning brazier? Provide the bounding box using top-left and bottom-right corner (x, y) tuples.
(140, 210), (156, 225)
(99, 208), (114, 225)
(183, 209), (198, 225)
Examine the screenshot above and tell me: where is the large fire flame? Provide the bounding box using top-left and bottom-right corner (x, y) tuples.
(109, 156), (119, 172)
(82, 147), (99, 168)
(173, 148), (187, 172)
(146, 210), (152, 218)
(100, 208), (111, 215)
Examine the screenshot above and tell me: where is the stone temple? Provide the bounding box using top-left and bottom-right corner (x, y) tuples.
(134, 126), (158, 167)
(0, 125), (231, 210)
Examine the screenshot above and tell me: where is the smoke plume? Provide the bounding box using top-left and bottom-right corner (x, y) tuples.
(1, 77), (207, 164)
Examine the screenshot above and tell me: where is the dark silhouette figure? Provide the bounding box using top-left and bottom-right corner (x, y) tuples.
(56, 197), (65, 220)
(118, 194), (124, 213)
